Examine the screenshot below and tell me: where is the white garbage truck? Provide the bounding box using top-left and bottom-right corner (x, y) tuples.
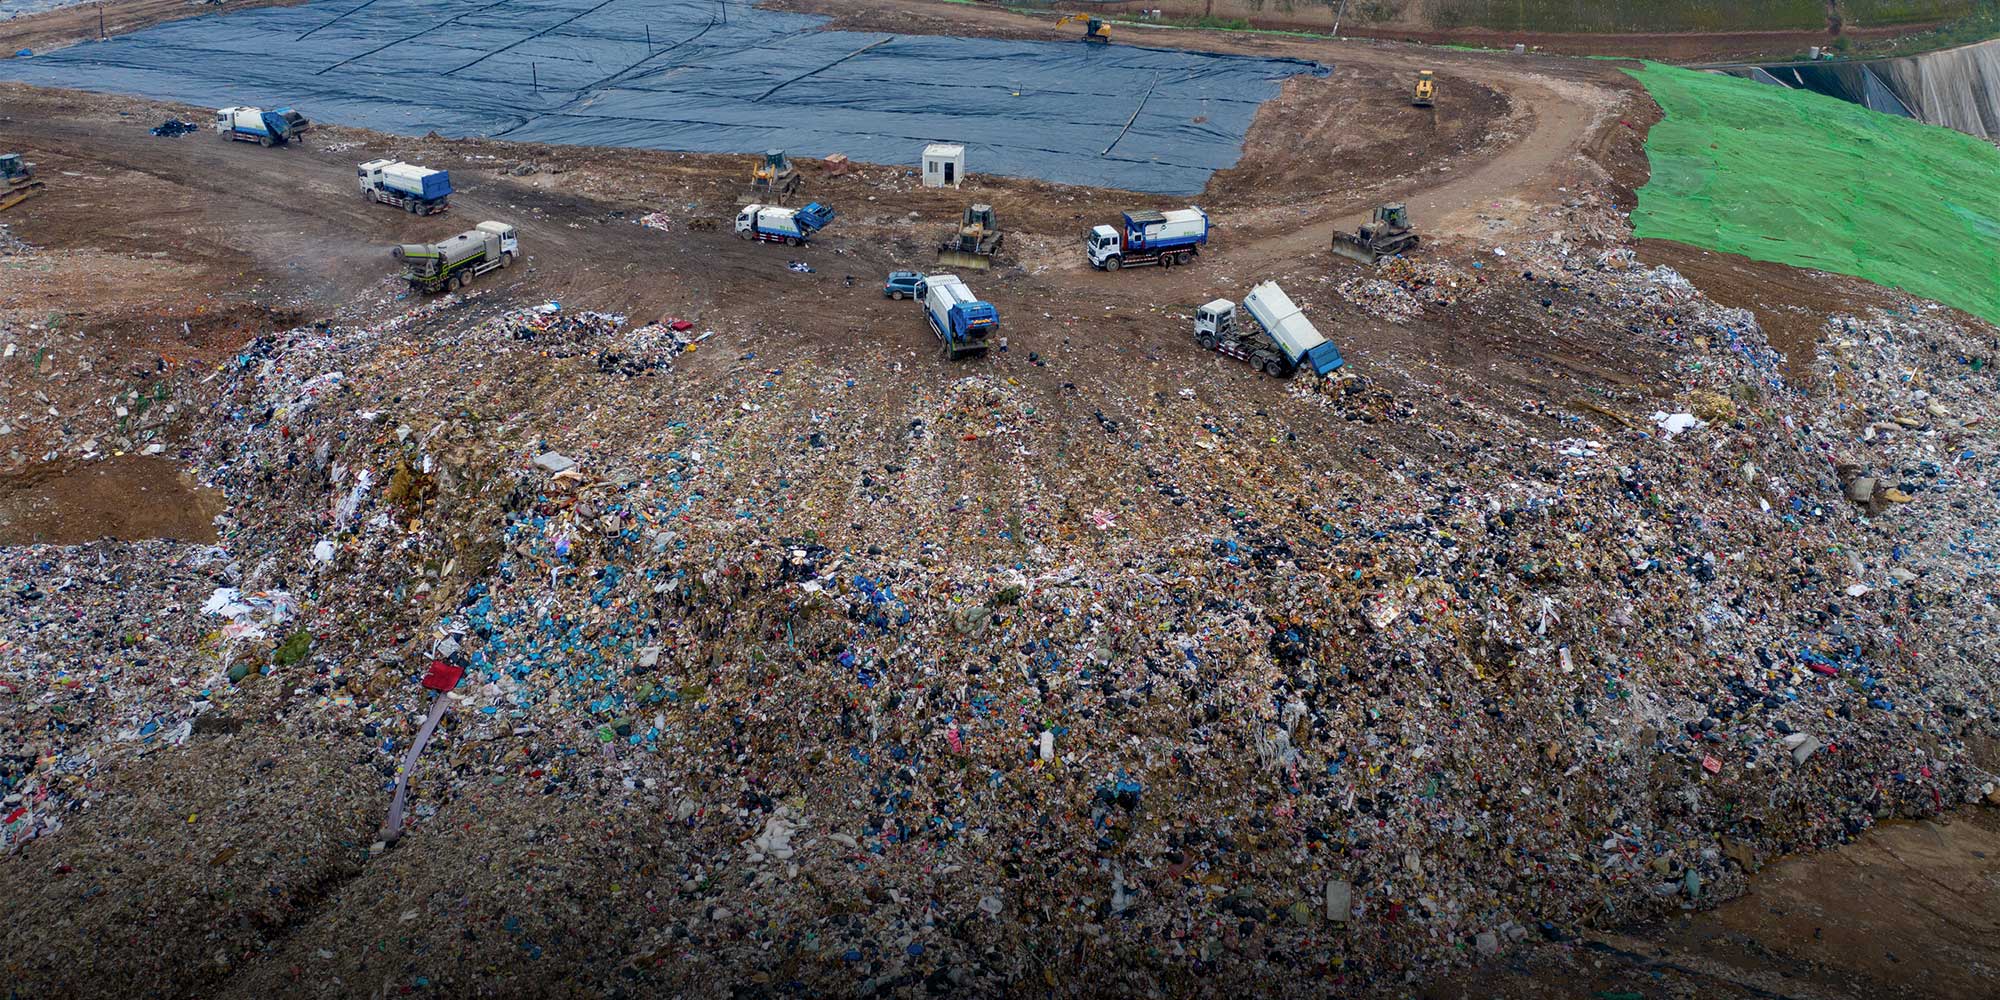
(392, 221), (517, 293)
(1086, 207), (1208, 271)
(358, 159), (453, 215)
(213, 106), (310, 147)
(1193, 281), (1345, 378)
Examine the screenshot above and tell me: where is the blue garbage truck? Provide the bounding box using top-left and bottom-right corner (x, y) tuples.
(922, 274), (997, 360)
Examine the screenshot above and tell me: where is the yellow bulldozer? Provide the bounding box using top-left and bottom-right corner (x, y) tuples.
(1, 153), (45, 212)
(1413, 70), (1437, 108)
(1055, 13), (1111, 44)
(750, 148), (801, 199)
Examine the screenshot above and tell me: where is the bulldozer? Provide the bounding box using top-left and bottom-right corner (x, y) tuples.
(1055, 13), (1111, 44)
(750, 149), (800, 200)
(1331, 203), (1420, 264)
(1413, 70), (1437, 108)
(938, 203), (1004, 271)
(1, 153), (45, 213)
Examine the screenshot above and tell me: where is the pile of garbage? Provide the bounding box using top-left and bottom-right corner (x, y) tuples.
(148, 119), (199, 137)
(3, 201), (1998, 995)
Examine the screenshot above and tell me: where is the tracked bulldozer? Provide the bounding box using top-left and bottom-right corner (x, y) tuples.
(1, 154), (45, 213)
(937, 203), (1004, 271)
(750, 149), (801, 200)
(1331, 203), (1419, 264)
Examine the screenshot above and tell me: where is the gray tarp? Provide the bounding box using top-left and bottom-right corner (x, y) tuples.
(0, 0), (1327, 193)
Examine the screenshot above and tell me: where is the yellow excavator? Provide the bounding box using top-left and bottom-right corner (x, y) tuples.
(1055, 13), (1111, 44)
(1413, 70), (1437, 108)
(1, 153), (45, 213)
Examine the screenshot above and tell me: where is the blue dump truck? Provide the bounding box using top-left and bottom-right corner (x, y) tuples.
(1193, 281), (1344, 378)
(1086, 206), (1208, 271)
(734, 201), (837, 246)
(922, 274), (998, 360)
(213, 106), (310, 147)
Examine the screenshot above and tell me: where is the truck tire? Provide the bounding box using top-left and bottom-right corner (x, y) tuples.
(500, 252), (512, 269)
(1197, 333), (1216, 350)
(786, 237), (800, 247)
(365, 190), (377, 203)
(1160, 255), (1173, 269)
(1105, 257), (1120, 271)
(1176, 251), (1192, 265)
(406, 201), (418, 214)
(738, 229), (751, 240)
(258, 135), (271, 148)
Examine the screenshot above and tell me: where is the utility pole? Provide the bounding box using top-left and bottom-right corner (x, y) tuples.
(99, 2), (106, 40)
(1332, 0), (1347, 38)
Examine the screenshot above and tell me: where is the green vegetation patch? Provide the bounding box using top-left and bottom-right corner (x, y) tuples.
(1624, 60), (2000, 327)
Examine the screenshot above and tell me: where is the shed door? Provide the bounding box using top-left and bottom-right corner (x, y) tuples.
(944, 162), (955, 184)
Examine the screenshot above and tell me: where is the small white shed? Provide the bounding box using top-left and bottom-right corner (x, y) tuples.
(922, 143), (965, 188)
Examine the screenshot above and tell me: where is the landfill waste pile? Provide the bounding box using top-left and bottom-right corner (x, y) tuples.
(148, 119), (199, 137)
(2, 173), (1997, 996)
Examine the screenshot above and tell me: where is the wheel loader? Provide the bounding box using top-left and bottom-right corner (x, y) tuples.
(1331, 204), (1420, 264)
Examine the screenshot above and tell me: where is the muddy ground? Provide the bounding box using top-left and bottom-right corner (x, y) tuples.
(0, 0), (1988, 997)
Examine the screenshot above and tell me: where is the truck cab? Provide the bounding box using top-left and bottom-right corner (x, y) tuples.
(1086, 226), (1124, 269)
(1194, 299), (1237, 342)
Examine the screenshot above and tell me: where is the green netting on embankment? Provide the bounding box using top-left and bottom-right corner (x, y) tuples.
(1624, 61), (2000, 328)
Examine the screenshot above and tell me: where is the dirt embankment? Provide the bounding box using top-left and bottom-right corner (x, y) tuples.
(0, 0), (308, 57)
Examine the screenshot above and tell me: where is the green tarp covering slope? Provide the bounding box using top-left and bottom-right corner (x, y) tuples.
(1623, 60), (2000, 328)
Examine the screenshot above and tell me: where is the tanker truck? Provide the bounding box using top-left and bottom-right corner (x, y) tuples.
(358, 159), (453, 215)
(392, 221), (518, 294)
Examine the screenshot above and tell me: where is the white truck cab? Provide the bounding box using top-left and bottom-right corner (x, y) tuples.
(475, 221), (519, 257)
(1086, 225), (1123, 268)
(1194, 298), (1237, 339)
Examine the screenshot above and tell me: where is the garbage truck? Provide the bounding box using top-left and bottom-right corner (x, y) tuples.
(1086, 207), (1207, 271)
(392, 221), (518, 293)
(735, 202), (836, 246)
(922, 274), (998, 360)
(358, 159), (453, 215)
(1193, 281), (1344, 378)
(213, 106), (310, 147)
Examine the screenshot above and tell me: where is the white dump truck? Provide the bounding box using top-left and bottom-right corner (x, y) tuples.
(392, 221), (517, 293)
(1194, 281), (1344, 378)
(358, 159), (453, 215)
(213, 106), (310, 147)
